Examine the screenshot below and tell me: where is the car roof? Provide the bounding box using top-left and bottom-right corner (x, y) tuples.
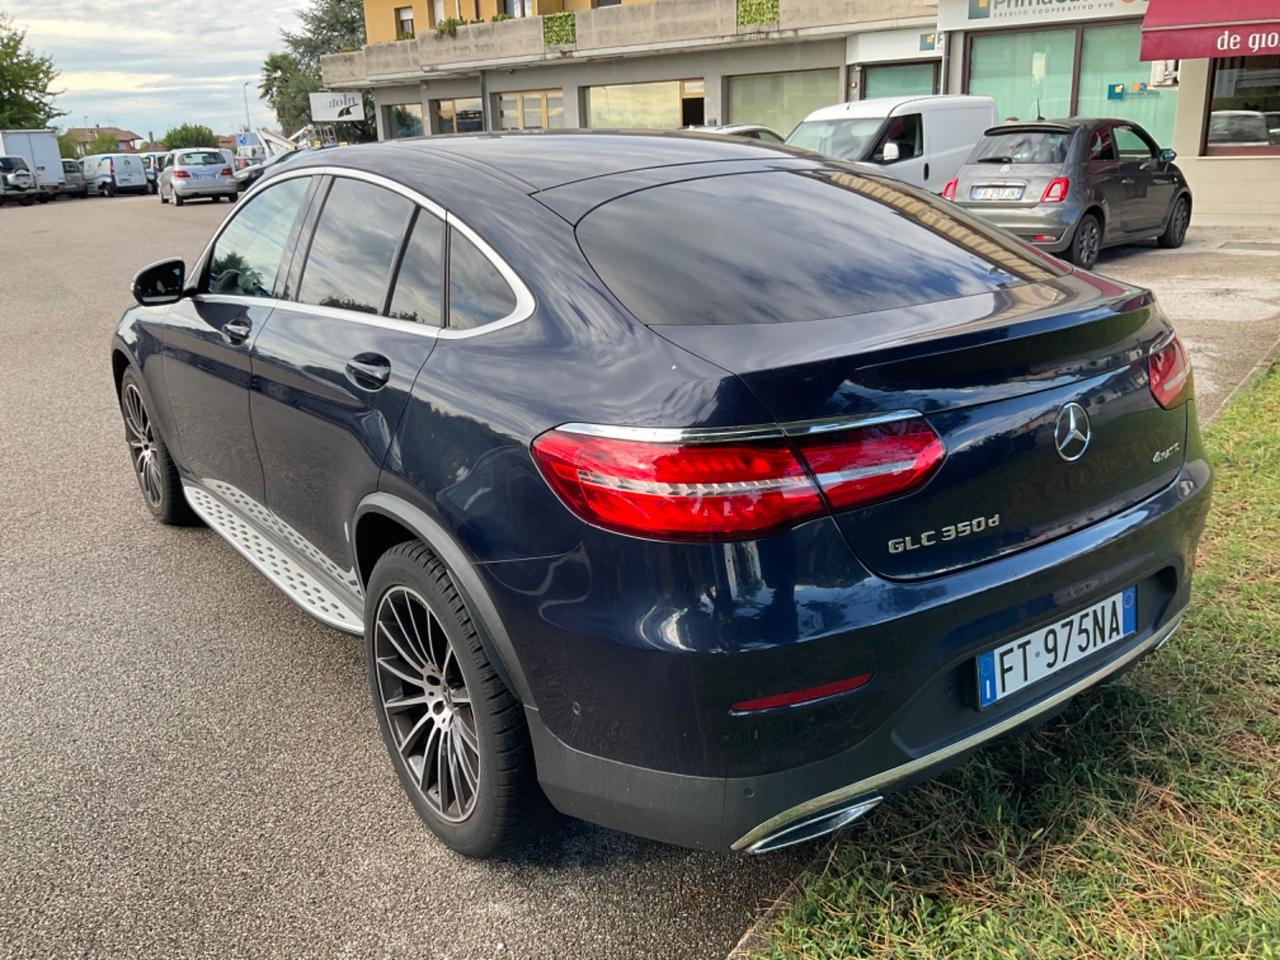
(287, 130), (801, 192)
(801, 95), (995, 123)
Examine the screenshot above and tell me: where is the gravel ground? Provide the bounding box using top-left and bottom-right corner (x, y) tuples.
(2, 194), (1276, 960)
(0, 195), (810, 960)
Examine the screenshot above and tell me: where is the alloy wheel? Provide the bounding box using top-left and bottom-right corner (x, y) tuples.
(122, 383), (163, 508)
(1172, 200), (1189, 243)
(373, 586), (481, 823)
(1077, 219), (1100, 267)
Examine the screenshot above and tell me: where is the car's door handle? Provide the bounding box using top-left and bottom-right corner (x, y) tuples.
(923, 162), (930, 181)
(345, 353), (391, 390)
(222, 318), (252, 345)
(1121, 177), (1136, 185)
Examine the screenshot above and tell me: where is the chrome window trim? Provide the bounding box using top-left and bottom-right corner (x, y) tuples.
(554, 410), (924, 445)
(734, 613), (1184, 852)
(190, 164), (534, 340)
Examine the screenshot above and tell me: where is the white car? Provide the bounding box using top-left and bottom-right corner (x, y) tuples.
(81, 153), (149, 196)
(158, 149), (238, 206)
(787, 95), (999, 193)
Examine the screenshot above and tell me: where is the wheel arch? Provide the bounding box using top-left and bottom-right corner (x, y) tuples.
(353, 493), (534, 707)
(111, 347), (132, 400)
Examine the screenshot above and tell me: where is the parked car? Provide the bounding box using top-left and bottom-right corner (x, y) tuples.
(686, 123), (785, 143)
(0, 155), (36, 205)
(137, 151), (168, 194)
(112, 133), (1211, 858)
(157, 149), (238, 205)
(59, 158), (90, 198)
(81, 153), (149, 196)
(786, 95), (998, 192)
(0, 129), (63, 201)
(233, 149), (299, 191)
(943, 118), (1192, 269)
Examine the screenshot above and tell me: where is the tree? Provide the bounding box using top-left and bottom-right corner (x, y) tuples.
(0, 15), (63, 128)
(57, 131), (79, 158)
(260, 0), (374, 140)
(162, 124), (218, 149)
(86, 130), (121, 155)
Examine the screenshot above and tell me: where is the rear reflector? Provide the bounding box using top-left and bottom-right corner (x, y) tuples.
(531, 417), (944, 541)
(1040, 177), (1070, 203)
(1148, 335), (1192, 409)
(731, 673), (874, 713)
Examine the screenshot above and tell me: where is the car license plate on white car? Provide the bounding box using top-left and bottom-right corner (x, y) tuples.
(970, 186), (1024, 202)
(977, 587), (1136, 708)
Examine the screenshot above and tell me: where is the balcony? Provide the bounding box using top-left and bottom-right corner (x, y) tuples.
(322, 0), (936, 87)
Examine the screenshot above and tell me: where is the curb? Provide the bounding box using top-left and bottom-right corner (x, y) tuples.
(1206, 329), (1280, 424)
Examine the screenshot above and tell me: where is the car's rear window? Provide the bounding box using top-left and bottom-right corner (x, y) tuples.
(576, 169), (1063, 327)
(179, 151), (226, 166)
(974, 130), (1074, 165)
(0, 157), (28, 171)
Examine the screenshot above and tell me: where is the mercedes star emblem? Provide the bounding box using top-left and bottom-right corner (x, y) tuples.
(1054, 402), (1091, 462)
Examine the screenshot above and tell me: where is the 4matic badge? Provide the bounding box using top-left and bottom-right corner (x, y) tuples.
(889, 514), (1001, 554)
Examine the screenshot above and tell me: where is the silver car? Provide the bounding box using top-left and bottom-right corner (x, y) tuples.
(945, 118), (1192, 269)
(59, 159), (89, 198)
(157, 149), (238, 206)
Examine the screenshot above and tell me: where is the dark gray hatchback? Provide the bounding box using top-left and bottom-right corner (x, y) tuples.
(944, 119), (1192, 269)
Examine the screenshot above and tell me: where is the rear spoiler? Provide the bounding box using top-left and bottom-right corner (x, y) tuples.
(982, 123), (1075, 136)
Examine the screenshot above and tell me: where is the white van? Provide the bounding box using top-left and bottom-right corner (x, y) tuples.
(786, 95), (999, 194)
(81, 153), (149, 196)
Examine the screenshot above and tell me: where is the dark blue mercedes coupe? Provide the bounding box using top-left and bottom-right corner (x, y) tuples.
(112, 132), (1210, 857)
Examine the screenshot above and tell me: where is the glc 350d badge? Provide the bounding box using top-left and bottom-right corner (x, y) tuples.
(1054, 402), (1091, 462)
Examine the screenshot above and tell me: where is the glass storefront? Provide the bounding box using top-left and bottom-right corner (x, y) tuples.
(967, 22), (1179, 146)
(862, 62), (937, 100)
(726, 68), (839, 137)
(435, 98), (483, 134)
(385, 103), (423, 139)
(1206, 56), (1280, 156)
(497, 89), (565, 130)
(586, 80), (684, 129)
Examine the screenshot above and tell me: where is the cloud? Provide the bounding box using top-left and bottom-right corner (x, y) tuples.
(7, 2), (308, 136)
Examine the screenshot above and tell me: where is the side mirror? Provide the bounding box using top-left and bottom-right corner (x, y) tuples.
(132, 258), (186, 306)
(880, 141), (901, 164)
(1160, 147), (1177, 163)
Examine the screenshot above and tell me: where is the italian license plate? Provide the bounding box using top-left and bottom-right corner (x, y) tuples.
(977, 587), (1136, 708)
(970, 186), (1024, 202)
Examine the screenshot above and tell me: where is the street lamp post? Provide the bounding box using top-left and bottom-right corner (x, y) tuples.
(242, 81), (253, 133)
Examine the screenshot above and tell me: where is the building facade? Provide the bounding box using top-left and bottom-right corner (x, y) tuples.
(323, 0), (1280, 220)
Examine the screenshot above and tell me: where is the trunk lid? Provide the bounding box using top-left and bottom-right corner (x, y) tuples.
(657, 273), (1188, 580)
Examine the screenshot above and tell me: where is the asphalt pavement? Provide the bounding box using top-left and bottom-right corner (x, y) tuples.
(1, 194), (1277, 960)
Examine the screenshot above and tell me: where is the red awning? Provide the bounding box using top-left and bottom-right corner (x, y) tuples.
(1140, 0), (1280, 61)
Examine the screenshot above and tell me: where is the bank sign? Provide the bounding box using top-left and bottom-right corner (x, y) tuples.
(939, 0), (1148, 31)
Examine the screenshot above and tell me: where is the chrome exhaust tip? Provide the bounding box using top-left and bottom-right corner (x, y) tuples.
(746, 796), (882, 854)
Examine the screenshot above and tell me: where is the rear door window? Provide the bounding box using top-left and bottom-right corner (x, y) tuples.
(576, 169), (1064, 327)
(1088, 127), (1116, 162)
(388, 212), (445, 326)
(297, 178), (415, 314)
(448, 227), (517, 331)
(179, 150), (225, 166)
(206, 177), (311, 298)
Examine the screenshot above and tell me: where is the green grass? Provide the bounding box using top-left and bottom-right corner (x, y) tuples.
(754, 369), (1280, 960)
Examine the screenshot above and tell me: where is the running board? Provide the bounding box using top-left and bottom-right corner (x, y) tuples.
(184, 483), (364, 635)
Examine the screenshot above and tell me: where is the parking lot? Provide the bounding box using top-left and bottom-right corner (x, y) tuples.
(1, 195), (1278, 960)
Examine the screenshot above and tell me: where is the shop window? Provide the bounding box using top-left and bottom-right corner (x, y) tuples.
(395, 6), (415, 39)
(1206, 56), (1280, 156)
(727, 68), (839, 138)
(385, 103), (424, 139)
(969, 28), (1075, 122)
(1078, 23), (1178, 148)
(681, 79), (705, 127)
(497, 89), (565, 130)
(862, 62), (938, 101)
(586, 80), (684, 129)
(435, 97), (484, 134)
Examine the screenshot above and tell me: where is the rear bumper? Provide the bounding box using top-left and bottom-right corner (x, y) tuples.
(958, 202), (1081, 252)
(173, 180), (237, 197)
(518, 448), (1211, 851)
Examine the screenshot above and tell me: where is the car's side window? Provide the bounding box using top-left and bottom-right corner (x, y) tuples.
(388, 211), (445, 326)
(298, 178), (415, 314)
(206, 178), (311, 298)
(1114, 125), (1155, 160)
(874, 113), (923, 163)
(448, 226), (517, 331)
(758, 130), (784, 143)
(1088, 128), (1117, 162)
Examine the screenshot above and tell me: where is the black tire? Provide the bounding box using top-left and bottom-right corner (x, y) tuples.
(173, 192), (184, 207)
(118, 368), (196, 525)
(106, 182), (117, 197)
(1157, 196), (1190, 249)
(1067, 213), (1102, 270)
(365, 541), (540, 858)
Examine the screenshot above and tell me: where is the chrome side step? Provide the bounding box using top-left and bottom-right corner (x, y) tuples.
(184, 483), (364, 635)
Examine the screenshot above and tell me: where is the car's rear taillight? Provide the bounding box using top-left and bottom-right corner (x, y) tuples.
(530, 418), (944, 541)
(219, 166), (233, 176)
(1148, 335), (1192, 409)
(173, 169), (190, 179)
(1040, 177), (1070, 203)
(941, 178), (958, 201)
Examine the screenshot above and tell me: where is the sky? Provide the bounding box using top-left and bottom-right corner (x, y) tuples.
(6, 1), (306, 140)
